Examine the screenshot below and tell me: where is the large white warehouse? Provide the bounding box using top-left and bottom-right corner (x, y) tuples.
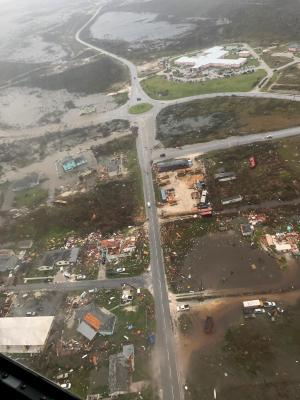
(175, 46), (247, 70)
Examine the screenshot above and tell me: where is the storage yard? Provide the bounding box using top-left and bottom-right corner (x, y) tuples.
(154, 156), (212, 219)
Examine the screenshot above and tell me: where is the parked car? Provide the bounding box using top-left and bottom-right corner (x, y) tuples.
(254, 308), (265, 314)
(266, 135), (273, 139)
(116, 267), (126, 273)
(160, 153), (166, 157)
(61, 383), (71, 390)
(177, 304), (190, 312)
(64, 272), (71, 279)
(263, 301), (276, 308)
(26, 311), (36, 316)
(76, 274), (86, 281)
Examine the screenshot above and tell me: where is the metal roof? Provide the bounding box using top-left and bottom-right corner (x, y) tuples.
(77, 321), (97, 341)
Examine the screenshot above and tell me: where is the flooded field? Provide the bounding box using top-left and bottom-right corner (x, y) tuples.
(183, 231), (296, 291)
(90, 11), (194, 44)
(163, 218), (300, 294)
(0, 0), (94, 63)
(0, 87), (118, 129)
(180, 294), (300, 400)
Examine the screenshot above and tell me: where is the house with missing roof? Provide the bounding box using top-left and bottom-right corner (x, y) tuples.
(76, 303), (117, 341)
(109, 344), (135, 396)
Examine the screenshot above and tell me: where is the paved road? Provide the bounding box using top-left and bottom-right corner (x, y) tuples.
(152, 124), (300, 161)
(74, 5), (300, 400)
(76, 8), (183, 400)
(1, 275), (146, 293)
(136, 115), (183, 400)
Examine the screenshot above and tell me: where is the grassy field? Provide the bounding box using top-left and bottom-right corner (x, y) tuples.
(112, 91), (129, 105)
(13, 186), (48, 209)
(141, 70), (266, 100)
(128, 103), (153, 114)
(157, 96), (300, 147)
(204, 137), (300, 210)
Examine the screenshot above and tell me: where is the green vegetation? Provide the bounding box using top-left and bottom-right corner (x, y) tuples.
(157, 96), (300, 147)
(205, 136), (300, 210)
(141, 70), (266, 100)
(112, 91), (129, 105)
(93, 135), (144, 219)
(162, 218), (215, 292)
(1, 135), (144, 244)
(178, 314), (193, 334)
(128, 102), (153, 114)
(14, 186), (48, 209)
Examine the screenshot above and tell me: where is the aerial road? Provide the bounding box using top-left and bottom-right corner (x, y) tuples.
(75, 5), (184, 400)
(1, 275), (146, 294)
(73, 4), (300, 400)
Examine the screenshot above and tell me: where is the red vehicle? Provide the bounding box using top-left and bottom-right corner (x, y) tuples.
(249, 156), (257, 169)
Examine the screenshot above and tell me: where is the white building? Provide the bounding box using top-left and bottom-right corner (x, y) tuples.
(175, 46), (247, 71)
(0, 316), (54, 353)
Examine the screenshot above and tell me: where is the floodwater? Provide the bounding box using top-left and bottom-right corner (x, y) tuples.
(0, 87), (117, 129)
(182, 231), (300, 291)
(90, 12), (194, 43)
(0, 0), (95, 63)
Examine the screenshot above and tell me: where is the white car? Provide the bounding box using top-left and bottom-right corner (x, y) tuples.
(266, 135), (273, 139)
(147, 201), (151, 208)
(61, 383), (71, 389)
(76, 274), (86, 280)
(26, 311), (36, 316)
(263, 301), (276, 308)
(254, 308), (265, 314)
(177, 304), (190, 312)
(116, 267), (126, 273)
(64, 272), (71, 279)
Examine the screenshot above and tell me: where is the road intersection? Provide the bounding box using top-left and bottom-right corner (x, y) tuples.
(74, 5), (300, 400)
(2, 4), (298, 399)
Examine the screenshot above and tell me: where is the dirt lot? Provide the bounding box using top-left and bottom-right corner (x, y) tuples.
(156, 97), (300, 147)
(154, 157), (205, 218)
(204, 138), (300, 210)
(271, 63), (300, 92)
(178, 293), (300, 400)
(261, 52), (292, 68)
